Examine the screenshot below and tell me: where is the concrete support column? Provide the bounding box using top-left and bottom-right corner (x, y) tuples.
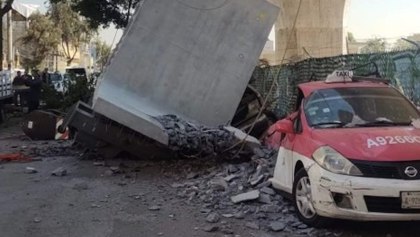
(6, 10), (12, 68)
(267, 0), (349, 64)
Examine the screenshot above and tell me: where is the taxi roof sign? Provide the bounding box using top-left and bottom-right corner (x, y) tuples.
(325, 70), (353, 83)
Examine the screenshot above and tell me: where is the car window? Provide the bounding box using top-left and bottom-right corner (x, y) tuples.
(304, 87), (420, 128)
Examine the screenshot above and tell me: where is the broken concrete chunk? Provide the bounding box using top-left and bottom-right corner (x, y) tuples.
(148, 205), (161, 211)
(258, 194), (272, 204)
(202, 225), (219, 232)
(25, 167), (38, 174)
(224, 174), (238, 182)
(233, 211), (245, 219)
(245, 222), (260, 230)
(206, 213), (220, 223)
(221, 214), (234, 218)
(231, 190), (260, 204)
(110, 166), (121, 174)
(260, 204), (282, 213)
(269, 221), (286, 232)
(210, 177), (228, 191)
(260, 187), (276, 196)
(93, 161), (105, 166)
(51, 167), (67, 176)
(249, 175), (264, 186)
(252, 147), (266, 158)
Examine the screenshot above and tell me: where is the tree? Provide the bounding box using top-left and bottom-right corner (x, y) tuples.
(49, 0), (140, 29)
(94, 39), (112, 71)
(0, 0), (14, 71)
(20, 13), (61, 69)
(393, 39), (416, 51)
(393, 34), (420, 51)
(360, 38), (387, 54)
(50, 1), (93, 66)
(347, 32), (356, 43)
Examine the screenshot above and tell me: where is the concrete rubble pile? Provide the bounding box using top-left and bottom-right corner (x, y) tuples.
(166, 150), (338, 236)
(155, 115), (235, 157)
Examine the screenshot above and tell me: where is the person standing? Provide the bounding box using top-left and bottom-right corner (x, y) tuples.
(12, 71), (26, 106)
(41, 68), (49, 84)
(25, 70), (43, 113)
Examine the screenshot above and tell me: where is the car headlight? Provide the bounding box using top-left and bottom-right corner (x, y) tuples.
(312, 146), (362, 176)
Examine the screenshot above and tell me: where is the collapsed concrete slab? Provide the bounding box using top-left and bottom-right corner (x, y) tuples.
(92, 0), (279, 145)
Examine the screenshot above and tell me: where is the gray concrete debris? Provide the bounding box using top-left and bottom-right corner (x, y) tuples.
(227, 165), (239, 174)
(110, 166), (121, 174)
(249, 174), (264, 186)
(156, 115), (235, 157)
(210, 177), (228, 191)
(203, 225), (219, 232)
(258, 194), (272, 204)
(297, 224), (308, 229)
(25, 167), (37, 174)
(51, 167), (67, 176)
(252, 147), (266, 158)
(148, 205), (161, 211)
(231, 190), (260, 204)
(260, 187), (276, 196)
(260, 205), (282, 213)
(187, 172), (199, 179)
(224, 174), (238, 182)
(245, 222), (260, 230)
(206, 213), (220, 223)
(233, 212), (245, 219)
(93, 161), (105, 166)
(73, 182), (89, 191)
(269, 221), (286, 232)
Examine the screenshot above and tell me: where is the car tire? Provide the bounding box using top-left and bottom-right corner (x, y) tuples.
(293, 168), (331, 227)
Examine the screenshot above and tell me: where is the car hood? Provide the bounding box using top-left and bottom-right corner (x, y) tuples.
(311, 126), (420, 161)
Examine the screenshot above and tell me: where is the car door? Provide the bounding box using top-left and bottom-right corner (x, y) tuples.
(272, 89), (305, 193)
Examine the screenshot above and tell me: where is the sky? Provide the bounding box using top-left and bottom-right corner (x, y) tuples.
(18, 0), (420, 46)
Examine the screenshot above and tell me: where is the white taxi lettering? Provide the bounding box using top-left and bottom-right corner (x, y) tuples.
(367, 139), (379, 148)
(367, 136), (420, 148)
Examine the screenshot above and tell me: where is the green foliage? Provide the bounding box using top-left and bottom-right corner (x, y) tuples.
(49, 1), (94, 66)
(347, 32), (356, 43)
(94, 39), (112, 71)
(21, 13), (61, 69)
(49, 0), (140, 29)
(393, 39), (416, 51)
(361, 38), (387, 54)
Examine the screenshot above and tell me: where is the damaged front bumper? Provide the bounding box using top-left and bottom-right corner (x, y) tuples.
(308, 163), (420, 221)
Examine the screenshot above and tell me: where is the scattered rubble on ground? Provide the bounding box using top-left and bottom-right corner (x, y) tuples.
(25, 167), (37, 174)
(51, 167), (67, 176)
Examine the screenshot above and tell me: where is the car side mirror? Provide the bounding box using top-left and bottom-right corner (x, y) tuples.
(275, 118), (294, 134)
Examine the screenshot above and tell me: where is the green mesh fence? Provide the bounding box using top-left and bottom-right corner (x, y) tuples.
(251, 49), (420, 117)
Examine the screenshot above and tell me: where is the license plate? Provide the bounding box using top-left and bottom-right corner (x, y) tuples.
(401, 192), (420, 209)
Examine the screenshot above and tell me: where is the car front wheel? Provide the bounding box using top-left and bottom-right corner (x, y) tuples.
(293, 168), (330, 227)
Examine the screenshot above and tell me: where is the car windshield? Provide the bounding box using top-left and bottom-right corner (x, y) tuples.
(304, 87), (420, 128)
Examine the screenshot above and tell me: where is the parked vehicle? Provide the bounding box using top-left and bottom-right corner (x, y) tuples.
(270, 70), (420, 226)
(47, 72), (66, 94)
(65, 67), (87, 81)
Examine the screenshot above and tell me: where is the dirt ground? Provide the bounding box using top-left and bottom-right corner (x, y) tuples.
(1, 118), (420, 237)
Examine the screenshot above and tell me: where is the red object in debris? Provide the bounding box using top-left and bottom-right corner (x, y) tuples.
(264, 112), (298, 150)
(264, 122), (283, 150)
(0, 153), (30, 162)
